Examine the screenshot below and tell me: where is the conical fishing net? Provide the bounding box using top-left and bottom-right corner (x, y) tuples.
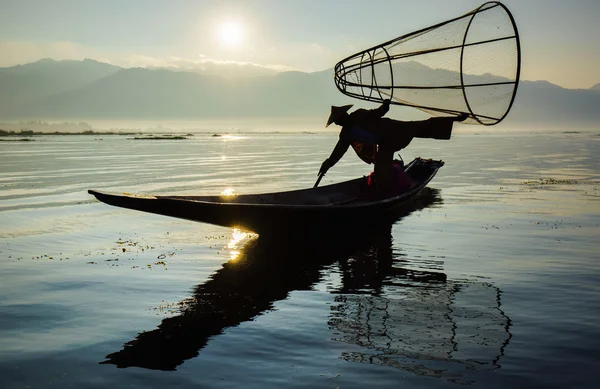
(334, 1), (520, 125)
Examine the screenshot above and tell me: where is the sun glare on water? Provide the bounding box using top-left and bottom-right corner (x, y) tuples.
(228, 228), (253, 261)
(218, 21), (244, 47)
(221, 188), (235, 196)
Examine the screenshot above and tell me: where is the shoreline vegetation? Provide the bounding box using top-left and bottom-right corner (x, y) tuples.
(0, 120), (191, 136)
(0, 129), (197, 140)
(0, 129), (140, 136)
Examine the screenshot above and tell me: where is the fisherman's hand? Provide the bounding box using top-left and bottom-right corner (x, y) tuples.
(455, 112), (469, 122)
(383, 98), (391, 105)
(319, 159), (331, 176)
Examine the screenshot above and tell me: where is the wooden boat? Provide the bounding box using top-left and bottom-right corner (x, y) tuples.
(88, 157), (444, 233)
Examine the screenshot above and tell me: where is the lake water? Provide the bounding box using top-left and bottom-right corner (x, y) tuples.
(1, 130), (599, 388)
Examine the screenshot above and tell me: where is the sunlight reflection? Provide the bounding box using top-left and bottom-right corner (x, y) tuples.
(229, 250), (241, 261)
(221, 188), (235, 196)
(228, 228), (248, 249)
(221, 135), (245, 141)
(227, 228), (251, 261)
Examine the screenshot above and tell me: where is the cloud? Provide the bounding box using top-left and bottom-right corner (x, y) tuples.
(112, 54), (299, 78)
(129, 56), (297, 73)
(257, 42), (340, 73)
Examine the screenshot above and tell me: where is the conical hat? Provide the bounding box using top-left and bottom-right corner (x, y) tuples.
(326, 104), (353, 127)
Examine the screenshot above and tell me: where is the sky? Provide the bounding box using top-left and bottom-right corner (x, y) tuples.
(0, 0), (599, 89)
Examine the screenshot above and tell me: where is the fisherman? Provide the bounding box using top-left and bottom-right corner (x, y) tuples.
(319, 99), (468, 197)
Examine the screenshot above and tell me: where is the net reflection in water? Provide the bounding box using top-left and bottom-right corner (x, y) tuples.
(329, 279), (511, 379)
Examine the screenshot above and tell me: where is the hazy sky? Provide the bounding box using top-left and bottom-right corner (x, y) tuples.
(0, 0), (598, 88)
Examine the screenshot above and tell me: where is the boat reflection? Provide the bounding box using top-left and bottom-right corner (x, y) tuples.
(102, 188), (511, 375)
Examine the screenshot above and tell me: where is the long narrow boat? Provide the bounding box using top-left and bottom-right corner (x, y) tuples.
(88, 157), (443, 233)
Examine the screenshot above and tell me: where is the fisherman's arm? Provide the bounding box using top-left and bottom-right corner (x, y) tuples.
(319, 137), (350, 176)
(354, 99), (391, 122)
(371, 98), (391, 118)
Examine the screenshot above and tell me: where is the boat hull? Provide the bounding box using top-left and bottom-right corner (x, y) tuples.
(89, 158), (444, 233)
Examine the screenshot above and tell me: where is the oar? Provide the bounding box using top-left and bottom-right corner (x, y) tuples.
(314, 172), (325, 188)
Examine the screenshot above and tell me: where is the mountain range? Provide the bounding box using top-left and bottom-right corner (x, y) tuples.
(1, 58), (599, 128)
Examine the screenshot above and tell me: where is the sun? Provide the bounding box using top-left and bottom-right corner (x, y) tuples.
(218, 21), (244, 47)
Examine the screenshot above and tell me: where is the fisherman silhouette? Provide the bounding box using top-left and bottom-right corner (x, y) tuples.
(320, 99), (467, 196)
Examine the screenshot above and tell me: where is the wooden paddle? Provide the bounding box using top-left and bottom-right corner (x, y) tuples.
(314, 172), (325, 188)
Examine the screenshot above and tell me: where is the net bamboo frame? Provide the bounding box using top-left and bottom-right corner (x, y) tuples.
(334, 2), (521, 125)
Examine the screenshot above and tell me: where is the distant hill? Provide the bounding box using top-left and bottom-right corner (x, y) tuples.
(23, 67), (342, 119)
(1, 59), (599, 128)
(591, 83), (600, 91)
(0, 59), (120, 117)
(508, 80), (600, 126)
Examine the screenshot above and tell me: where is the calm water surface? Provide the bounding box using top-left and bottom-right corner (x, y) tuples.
(1, 131), (599, 388)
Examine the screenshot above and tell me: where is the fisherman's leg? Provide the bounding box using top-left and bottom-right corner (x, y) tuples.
(379, 118), (415, 150)
(412, 117), (456, 140)
(374, 146), (394, 197)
